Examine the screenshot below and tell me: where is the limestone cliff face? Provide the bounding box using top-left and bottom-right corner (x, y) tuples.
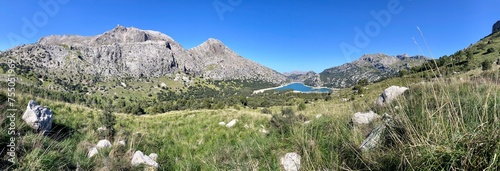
(2, 26), (286, 84)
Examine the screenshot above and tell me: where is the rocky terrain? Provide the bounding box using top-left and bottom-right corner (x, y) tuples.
(307, 54), (428, 88)
(493, 20), (500, 34)
(0, 25), (286, 85)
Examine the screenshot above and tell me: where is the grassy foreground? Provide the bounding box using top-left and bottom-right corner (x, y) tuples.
(1, 69), (500, 170)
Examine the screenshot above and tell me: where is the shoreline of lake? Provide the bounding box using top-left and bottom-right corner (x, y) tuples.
(253, 82), (335, 94)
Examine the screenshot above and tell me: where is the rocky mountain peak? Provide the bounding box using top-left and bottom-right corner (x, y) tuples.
(93, 25), (176, 45)
(190, 38), (236, 56)
(493, 20), (500, 34)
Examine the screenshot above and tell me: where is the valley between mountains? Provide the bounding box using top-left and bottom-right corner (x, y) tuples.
(1, 23), (500, 170)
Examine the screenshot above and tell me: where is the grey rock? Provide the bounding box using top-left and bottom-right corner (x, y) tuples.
(375, 86), (409, 106)
(493, 20), (500, 34)
(351, 111), (380, 126)
(359, 114), (393, 151)
(280, 152), (301, 171)
(22, 100), (53, 135)
(131, 150), (159, 168)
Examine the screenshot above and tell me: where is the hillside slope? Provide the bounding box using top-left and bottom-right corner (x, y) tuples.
(307, 54), (428, 88)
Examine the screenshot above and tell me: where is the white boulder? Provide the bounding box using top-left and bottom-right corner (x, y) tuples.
(96, 139), (112, 149)
(218, 122), (226, 126)
(131, 151), (159, 168)
(118, 140), (127, 146)
(88, 147), (98, 158)
(351, 111), (381, 126)
(375, 86), (409, 106)
(225, 119), (237, 128)
(22, 100), (53, 135)
(280, 152), (301, 171)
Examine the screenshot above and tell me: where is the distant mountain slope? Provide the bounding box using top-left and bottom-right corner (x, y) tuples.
(308, 54), (428, 88)
(0, 25), (286, 85)
(284, 71), (320, 85)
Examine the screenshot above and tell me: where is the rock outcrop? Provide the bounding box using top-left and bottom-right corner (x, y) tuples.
(493, 20), (500, 34)
(22, 100), (53, 135)
(3, 25), (286, 87)
(131, 151), (159, 168)
(375, 86), (409, 106)
(280, 152), (301, 171)
(312, 54), (428, 88)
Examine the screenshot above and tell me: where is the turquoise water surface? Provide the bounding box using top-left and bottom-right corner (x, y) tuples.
(275, 83), (331, 93)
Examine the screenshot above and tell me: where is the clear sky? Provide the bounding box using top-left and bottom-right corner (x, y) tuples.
(1, 0), (499, 73)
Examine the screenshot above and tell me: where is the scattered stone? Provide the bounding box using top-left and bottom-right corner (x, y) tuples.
(118, 140), (127, 146)
(131, 151), (159, 168)
(88, 147), (98, 158)
(260, 128), (269, 134)
(121, 82), (127, 88)
(342, 98), (349, 102)
(218, 122), (226, 126)
(22, 100), (53, 135)
(304, 120), (311, 124)
(226, 119), (237, 128)
(375, 86), (408, 106)
(96, 139), (112, 149)
(315, 114), (322, 119)
(160, 82), (167, 88)
(280, 152), (301, 171)
(351, 111), (380, 126)
(97, 127), (107, 132)
(259, 125), (269, 134)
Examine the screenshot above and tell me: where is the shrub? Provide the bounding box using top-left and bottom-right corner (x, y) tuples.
(98, 103), (116, 139)
(353, 85), (364, 94)
(482, 60), (492, 71)
(261, 108), (272, 114)
(398, 69), (409, 77)
(297, 102), (306, 111)
(270, 107), (306, 135)
(486, 47), (495, 54)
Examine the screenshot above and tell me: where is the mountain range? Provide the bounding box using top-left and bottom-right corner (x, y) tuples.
(1, 26), (428, 89)
(1, 25), (287, 87)
(306, 54), (429, 88)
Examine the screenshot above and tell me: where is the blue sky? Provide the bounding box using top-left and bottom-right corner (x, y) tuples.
(1, 0), (499, 73)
